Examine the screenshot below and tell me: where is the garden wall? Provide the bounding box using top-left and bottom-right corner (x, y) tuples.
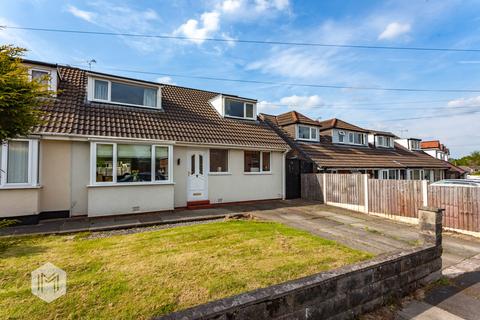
(157, 208), (443, 320)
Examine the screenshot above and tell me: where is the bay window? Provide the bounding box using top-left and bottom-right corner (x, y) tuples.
(244, 151), (271, 173)
(89, 77), (160, 108)
(209, 149), (229, 173)
(0, 140), (39, 187)
(92, 142), (172, 185)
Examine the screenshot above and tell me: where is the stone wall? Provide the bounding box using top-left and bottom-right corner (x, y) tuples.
(157, 208), (443, 320)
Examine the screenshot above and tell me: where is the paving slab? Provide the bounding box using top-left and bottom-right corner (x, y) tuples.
(396, 301), (464, 320)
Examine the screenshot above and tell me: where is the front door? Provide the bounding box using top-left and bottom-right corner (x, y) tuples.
(187, 150), (208, 201)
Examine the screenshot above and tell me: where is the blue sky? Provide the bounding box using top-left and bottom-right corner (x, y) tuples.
(1, 0), (480, 157)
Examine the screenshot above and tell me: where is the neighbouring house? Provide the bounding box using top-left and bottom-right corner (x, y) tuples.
(260, 112), (449, 198)
(420, 140), (466, 179)
(420, 140), (450, 161)
(0, 60), (288, 223)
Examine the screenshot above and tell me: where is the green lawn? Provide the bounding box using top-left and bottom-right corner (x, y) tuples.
(0, 220), (373, 319)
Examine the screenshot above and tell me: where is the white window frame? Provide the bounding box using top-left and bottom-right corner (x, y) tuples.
(208, 149), (230, 175)
(409, 140), (421, 150)
(28, 67), (57, 93)
(407, 169), (424, 180)
(244, 150), (272, 174)
(336, 130), (367, 146)
(87, 76), (162, 109)
(376, 136), (393, 148)
(296, 125), (319, 141)
(223, 98), (257, 120)
(90, 142), (173, 186)
(0, 139), (39, 188)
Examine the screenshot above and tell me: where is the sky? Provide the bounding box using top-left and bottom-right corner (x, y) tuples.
(1, 0), (480, 158)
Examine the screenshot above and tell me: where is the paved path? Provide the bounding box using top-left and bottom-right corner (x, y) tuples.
(396, 254), (480, 320)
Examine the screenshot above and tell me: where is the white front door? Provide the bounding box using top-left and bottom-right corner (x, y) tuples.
(187, 150), (208, 201)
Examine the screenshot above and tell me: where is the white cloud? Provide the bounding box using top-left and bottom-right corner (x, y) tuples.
(174, 11), (220, 44)
(258, 95), (324, 114)
(447, 96), (480, 108)
(66, 5), (96, 22)
(378, 22), (411, 40)
(247, 48), (331, 79)
(175, 0), (290, 45)
(156, 76), (176, 85)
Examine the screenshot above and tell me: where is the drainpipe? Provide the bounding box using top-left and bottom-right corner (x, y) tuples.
(282, 149), (289, 200)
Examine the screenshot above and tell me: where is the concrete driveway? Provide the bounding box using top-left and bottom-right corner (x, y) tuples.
(246, 199), (480, 269)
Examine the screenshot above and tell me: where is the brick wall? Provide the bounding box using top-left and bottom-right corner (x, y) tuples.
(157, 208), (443, 320)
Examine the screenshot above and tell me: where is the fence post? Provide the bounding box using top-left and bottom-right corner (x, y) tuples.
(422, 180), (428, 207)
(418, 207), (444, 247)
(322, 174), (327, 203)
(364, 174), (369, 213)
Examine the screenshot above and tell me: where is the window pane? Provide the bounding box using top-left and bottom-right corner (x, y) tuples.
(262, 152), (271, 172)
(191, 154), (195, 175)
(338, 132), (344, 142)
(378, 136), (384, 146)
(210, 149), (228, 172)
(348, 132), (354, 143)
(311, 128), (317, 139)
(117, 145), (152, 182)
(354, 133), (361, 144)
(245, 103), (254, 118)
(225, 99), (244, 118)
(7, 141), (29, 183)
(298, 126), (311, 139)
(155, 147), (169, 181)
(199, 155), (203, 175)
(111, 81), (157, 106)
(94, 80), (108, 100)
(144, 88), (157, 107)
(96, 144), (114, 182)
(31, 70), (49, 87)
(244, 151), (260, 172)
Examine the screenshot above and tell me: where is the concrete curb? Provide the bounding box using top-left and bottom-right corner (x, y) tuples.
(1, 213), (248, 237)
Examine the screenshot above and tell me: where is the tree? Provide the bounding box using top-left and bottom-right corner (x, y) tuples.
(451, 150), (480, 168)
(0, 45), (52, 142)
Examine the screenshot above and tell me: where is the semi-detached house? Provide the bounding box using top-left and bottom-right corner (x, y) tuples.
(0, 61), (288, 223)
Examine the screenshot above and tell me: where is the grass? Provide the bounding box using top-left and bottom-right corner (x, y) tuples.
(0, 220), (373, 319)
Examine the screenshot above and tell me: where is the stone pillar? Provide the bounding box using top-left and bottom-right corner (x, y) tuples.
(418, 207), (444, 246)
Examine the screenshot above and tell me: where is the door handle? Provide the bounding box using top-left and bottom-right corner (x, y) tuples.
(196, 174), (198, 178)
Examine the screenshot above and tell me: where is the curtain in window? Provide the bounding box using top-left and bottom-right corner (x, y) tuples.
(143, 88), (157, 107)
(7, 141), (29, 183)
(94, 80), (108, 100)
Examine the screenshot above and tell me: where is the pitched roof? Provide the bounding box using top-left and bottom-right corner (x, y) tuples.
(317, 118), (369, 133)
(369, 130), (398, 138)
(263, 115), (449, 169)
(421, 140), (441, 149)
(275, 111), (321, 126)
(33, 65), (288, 150)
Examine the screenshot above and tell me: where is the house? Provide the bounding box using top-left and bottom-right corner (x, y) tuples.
(420, 140), (450, 161)
(260, 111), (449, 198)
(420, 140), (466, 179)
(0, 60), (289, 223)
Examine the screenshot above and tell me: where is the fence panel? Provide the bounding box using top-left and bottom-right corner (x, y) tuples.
(368, 180), (423, 218)
(325, 174), (364, 206)
(301, 174), (324, 202)
(428, 186), (480, 232)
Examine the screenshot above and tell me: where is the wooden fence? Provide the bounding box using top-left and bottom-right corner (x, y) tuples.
(301, 173), (480, 233)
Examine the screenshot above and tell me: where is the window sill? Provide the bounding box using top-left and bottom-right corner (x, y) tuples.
(87, 182), (175, 188)
(0, 185), (42, 190)
(243, 172), (272, 175)
(208, 172), (232, 176)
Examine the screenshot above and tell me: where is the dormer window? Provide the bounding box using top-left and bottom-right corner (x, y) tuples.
(297, 125), (318, 141)
(88, 76), (160, 108)
(376, 136), (393, 148)
(334, 129), (366, 146)
(225, 98), (255, 120)
(28, 67), (57, 92)
(209, 95), (257, 120)
(410, 140), (421, 150)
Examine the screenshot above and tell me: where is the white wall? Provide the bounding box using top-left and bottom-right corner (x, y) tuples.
(87, 184), (174, 217)
(173, 146), (188, 207)
(208, 149), (283, 204)
(0, 188), (40, 217)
